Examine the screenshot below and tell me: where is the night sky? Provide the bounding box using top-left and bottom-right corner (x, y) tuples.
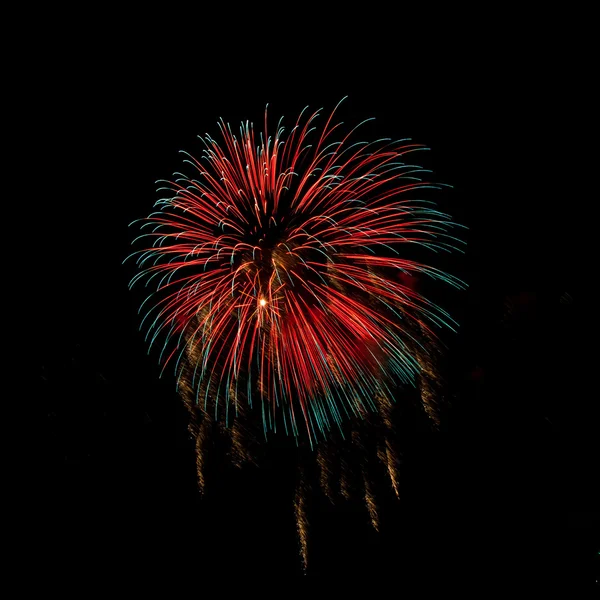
(27, 13), (594, 593)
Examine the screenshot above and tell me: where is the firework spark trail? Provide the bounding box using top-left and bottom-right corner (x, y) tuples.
(317, 443), (336, 504)
(127, 98), (466, 568)
(294, 466), (310, 571)
(376, 392), (402, 499)
(352, 429), (381, 532)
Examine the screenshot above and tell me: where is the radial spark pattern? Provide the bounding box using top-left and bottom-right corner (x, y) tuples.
(127, 99), (465, 446)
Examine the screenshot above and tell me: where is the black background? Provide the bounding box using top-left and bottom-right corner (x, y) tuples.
(24, 10), (594, 594)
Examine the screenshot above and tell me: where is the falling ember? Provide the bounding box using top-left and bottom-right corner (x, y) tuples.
(126, 97), (466, 569)
(294, 467), (310, 571)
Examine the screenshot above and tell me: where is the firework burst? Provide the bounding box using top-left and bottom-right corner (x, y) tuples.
(126, 98), (466, 568)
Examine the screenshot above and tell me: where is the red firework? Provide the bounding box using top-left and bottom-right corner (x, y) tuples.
(127, 98), (465, 445)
